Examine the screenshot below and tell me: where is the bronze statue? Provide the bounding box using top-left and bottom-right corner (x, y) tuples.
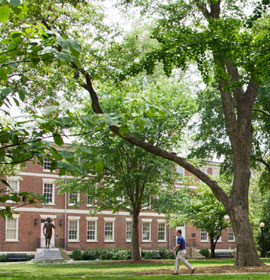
(43, 217), (55, 248)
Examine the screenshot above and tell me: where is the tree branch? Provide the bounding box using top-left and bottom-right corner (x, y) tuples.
(79, 72), (229, 208)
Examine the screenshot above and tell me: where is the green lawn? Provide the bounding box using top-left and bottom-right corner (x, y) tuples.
(0, 259), (270, 280)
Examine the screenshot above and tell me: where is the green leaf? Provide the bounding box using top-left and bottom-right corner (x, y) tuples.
(53, 134), (64, 146)
(1, 88), (12, 98)
(56, 52), (73, 63)
(80, 147), (92, 155)
(0, 179), (9, 187)
(11, 31), (21, 38)
(43, 105), (58, 116)
(68, 39), (81, 57)
(95, 161), (104, 173)
(17, 88), (26, 102)
(0, 68), (7, 81)
(59, 150), (74, 159)
(50, 147), (63, 160)
(0, 5), (11, 23)
(10, 0), (21, 8)
(119, 126), (129, 136)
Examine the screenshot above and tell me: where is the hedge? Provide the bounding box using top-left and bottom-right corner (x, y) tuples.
(71, 248), (174, 260)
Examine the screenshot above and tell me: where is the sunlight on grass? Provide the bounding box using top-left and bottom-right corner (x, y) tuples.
(0, 259), (270, 280)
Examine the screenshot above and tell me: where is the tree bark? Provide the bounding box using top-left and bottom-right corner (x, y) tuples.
(210, 237), (216, 258)
(131, 211), (141, 261)
(228, 203), (262, 266)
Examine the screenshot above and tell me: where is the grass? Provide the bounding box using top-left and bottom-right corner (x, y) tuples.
(0, 259), (270, 280)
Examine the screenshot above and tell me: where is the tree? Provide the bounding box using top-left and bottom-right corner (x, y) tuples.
(0, 0), (106, 219)
(157, 186), (229, 258)
(59, 74), (196, 260)
(73, 0), (270, 266)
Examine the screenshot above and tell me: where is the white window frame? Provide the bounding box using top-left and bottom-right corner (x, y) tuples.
(176, 166), (185, 182)
(42, 179), (55, 205)
(68, 216), (80, 242)
(5, 214), (19, 242)
(43, 158), (52, 171)
(116, 196), (125, 202)
(212, 168), (220, 178)
(6, 176), (21, 203)
(87, 195), (96, 207)
(200, 230), (209, 242)
(142, 219), (152, 242)
(126, 218), (132, 242)
(87, 187), (97, 207)
(228, 227), (235, 242)
(68, 192), (80, 206)
(86, 217), (98, 242)
(201, 167), (208, 174)
(104, 218), (115, 242)
(157, 220), (167, 242)
(7, 178), (20, 193)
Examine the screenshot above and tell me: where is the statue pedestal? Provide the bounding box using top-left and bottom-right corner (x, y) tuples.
(33, 248), (65, 263)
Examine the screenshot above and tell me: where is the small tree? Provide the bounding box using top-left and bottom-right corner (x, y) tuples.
(59, 81), (195, 260)
(157, 185), (230, 258)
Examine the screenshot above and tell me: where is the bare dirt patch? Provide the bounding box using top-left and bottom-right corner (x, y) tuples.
(95, 260), (270, 275)
(138, 264), (270, 275)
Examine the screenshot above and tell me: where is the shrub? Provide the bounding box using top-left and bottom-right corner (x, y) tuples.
(158, 248), (174, 259)
(71, 249), (82, 260)
(72, 248), (173, 261)
(0, 255), (7, 262)
(142, 249), (174, 259)
(80, 248), (131, 261)
(199, 248), (210, 258)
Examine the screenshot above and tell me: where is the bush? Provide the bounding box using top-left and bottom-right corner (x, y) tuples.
(199, 248), (210, 258)
(78, 248), (131, 261)
(159, 248), (175, 259)
(0, 255), (7, 262)
(142, 249), (174, 259)
(71, 248), (173, 261)
(71, 249), (82, 260)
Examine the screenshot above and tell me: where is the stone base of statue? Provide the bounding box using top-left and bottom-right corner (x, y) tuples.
(32, 248), (65, 263)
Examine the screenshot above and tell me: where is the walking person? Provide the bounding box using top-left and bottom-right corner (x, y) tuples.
(171, 229), (196, 275)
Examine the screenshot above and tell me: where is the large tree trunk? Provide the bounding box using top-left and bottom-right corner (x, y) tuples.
(229, 205), (261, 266)
(131, 211), (140, 261)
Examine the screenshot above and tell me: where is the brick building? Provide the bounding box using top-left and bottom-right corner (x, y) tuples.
(0, 160), (236, 254)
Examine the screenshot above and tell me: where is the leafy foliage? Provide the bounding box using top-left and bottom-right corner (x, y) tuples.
(156, 184), (230, 257)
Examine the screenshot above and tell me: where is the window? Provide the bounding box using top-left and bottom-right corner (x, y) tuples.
(212, 168), (220, 178)
(87, 192), (96, 206)
(228, 227), (235, 242)
(43, 181), (54, 204)
(87, 219), (97, 242)
(126, 221), (132, 242)
(116, 196), (124, 202)
(68, 219), (79, 242)
(142, 221), (151, 241)
(43, 158), (51, 171)
(68, 192), (80, 205)
(201, 167), (208, 174)
(104, 218), (115, 242)
(158, 222), (166, 241)
(6, 216), (19, 241)
(6, 177), (21, 203)
(200, 230), (208, 242)
(7, 180), (19, 193)
(176, 166), (185, 182)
